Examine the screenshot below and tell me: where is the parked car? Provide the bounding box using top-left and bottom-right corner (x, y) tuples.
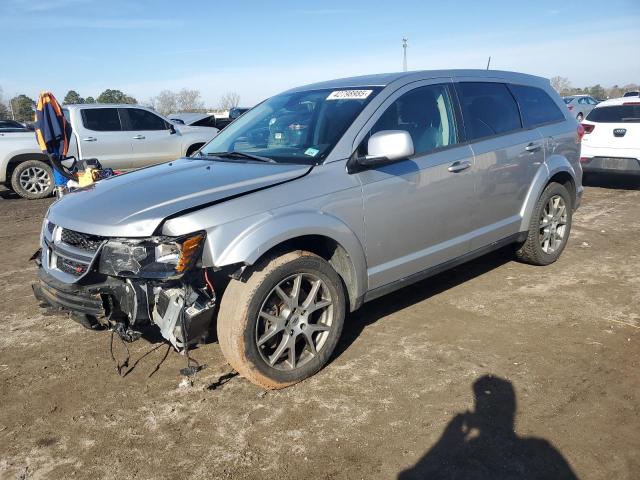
(563, 95), (599, 121)
(33, 70), (583, 389)
(623, 91), (639, 97)
(580, 97), (640, 175)
(0, 104), (218, 199)
(0, 120), (30, 133)
(168, 112), (219, 129)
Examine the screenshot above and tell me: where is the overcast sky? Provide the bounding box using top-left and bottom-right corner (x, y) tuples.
(1, 0), (638, 107)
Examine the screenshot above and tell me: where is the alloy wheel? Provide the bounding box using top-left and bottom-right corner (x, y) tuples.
(539, 194), (568, 254)
(255, 273), (333, 371)
(19, 167), (51, 195)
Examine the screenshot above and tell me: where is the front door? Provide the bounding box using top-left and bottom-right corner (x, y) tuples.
(122, 107), (182, 167)
(354, 82), (475, 291)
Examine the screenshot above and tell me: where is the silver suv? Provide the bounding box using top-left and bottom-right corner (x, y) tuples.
(33, 70), (583, 388)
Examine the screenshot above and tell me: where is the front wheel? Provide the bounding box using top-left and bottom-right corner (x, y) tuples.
(516, 182), (573, 266)
(217, 251), (346, 389)
(10, 160), (54, 199)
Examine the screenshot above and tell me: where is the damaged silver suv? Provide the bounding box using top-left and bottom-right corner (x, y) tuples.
(33, 70), (583, 388)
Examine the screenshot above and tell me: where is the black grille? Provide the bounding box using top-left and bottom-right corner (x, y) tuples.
(61, 229), (103, 251)
(47, 222), (55, 234)
(56, 256), (88, 276)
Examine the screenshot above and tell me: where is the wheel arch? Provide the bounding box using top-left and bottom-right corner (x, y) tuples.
(519, 157), (578, 231)
(6, 153), (51, 183)
(185, 142), (205, 157)
(211, 213), (368, 312)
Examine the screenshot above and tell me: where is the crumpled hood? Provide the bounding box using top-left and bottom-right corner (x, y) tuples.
(47, 158), (311, 237)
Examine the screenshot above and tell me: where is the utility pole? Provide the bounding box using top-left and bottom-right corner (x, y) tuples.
(486, 56), (491, 70)
(402, 37), (408, 72)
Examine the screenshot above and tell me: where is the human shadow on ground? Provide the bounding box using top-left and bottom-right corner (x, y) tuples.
(398, 375), (579, 480)
(583, 172), (640, 190)
(334, 247), (514, 360)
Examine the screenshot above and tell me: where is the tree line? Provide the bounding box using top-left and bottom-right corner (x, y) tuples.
(550, 76), (639, 100)
(0, 86), (241, 123)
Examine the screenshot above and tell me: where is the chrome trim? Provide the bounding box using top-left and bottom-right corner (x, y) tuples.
(40, 220), (106, 284)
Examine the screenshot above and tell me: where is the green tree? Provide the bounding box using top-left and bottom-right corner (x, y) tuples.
(589, 84), (606, 100)
(10, 94), (35, 122)
(96, 89), (137, 104)
(63, 90), (84, 104)
(85, 96), (96, 104)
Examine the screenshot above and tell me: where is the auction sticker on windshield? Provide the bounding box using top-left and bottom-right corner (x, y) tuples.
(326, 90), (373, 100)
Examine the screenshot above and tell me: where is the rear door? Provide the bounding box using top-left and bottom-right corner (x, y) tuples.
(455, 81), (545, 249)
(121, 107), (182, 167)
(74, 107), (133, 169)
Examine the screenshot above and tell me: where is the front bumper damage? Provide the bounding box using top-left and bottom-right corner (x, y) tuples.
(32, 248), (217, 351)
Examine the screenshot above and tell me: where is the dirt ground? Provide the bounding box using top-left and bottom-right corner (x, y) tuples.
(0, 175), (638, 480)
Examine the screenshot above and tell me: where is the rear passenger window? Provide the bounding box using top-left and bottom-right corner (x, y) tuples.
(456, 82), (521, 140)
(366, 84), (459, 156)
(509, 84), (565, 127)
(81, 108), (122, 131)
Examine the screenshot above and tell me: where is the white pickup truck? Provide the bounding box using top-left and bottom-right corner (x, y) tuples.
(0, 104), (218, 199)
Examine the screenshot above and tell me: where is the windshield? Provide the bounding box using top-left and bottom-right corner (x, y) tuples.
(200, 87), (381, 164)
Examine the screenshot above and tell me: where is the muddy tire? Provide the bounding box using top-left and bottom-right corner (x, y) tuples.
(10, 160), (54, 199)
(516, 182), (572, 266)
(217, 251), (346, 389)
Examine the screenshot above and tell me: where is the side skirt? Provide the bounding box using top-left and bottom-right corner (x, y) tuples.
(362, 232), (527, 304)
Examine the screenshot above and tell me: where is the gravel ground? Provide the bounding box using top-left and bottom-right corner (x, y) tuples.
(0, 174), (638, 480)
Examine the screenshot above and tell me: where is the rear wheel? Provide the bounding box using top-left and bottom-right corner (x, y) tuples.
(217, 251), (345, 389)
(516, 182), (572, 266)
(10, 160), (54, 199)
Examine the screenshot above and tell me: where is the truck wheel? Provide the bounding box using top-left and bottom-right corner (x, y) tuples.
(10, 160), (54, 199)
(217, 251), (346, 389)
(516, 182), (573, 266)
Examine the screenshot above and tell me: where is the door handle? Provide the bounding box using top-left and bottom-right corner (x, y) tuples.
(132, 135), (146, 140)
(525, 142), (541, 152)
(82, 137), (97, 142)
(447, 160), (471, 173)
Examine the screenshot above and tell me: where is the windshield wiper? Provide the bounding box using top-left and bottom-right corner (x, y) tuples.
(203, 151), (276, 163)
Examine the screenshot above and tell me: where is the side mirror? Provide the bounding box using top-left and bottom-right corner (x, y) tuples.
(348, 130), (414, 173)
(168, 123), (177, 134)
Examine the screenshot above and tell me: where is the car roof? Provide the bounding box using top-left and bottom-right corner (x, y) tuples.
(63, 104), (151, 110)
(593, 97), (640, 107)
(285, 69), (549, 93)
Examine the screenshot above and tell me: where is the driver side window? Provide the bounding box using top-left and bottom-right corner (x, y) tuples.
(362, 84), (458, 156)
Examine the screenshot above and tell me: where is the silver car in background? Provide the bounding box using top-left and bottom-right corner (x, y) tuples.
(563, 94), (599, 121)
(33, 70), (583, 389)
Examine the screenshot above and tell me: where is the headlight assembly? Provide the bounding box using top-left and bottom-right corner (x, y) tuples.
(98, 232), (205, 279)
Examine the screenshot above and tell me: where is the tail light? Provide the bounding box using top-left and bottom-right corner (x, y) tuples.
(623, 101), (640, 105)
(582, 124), (595, 134)
(576, 124), (585, 143)
(580, 157), (591, 164)
(568, 105), (574, 111)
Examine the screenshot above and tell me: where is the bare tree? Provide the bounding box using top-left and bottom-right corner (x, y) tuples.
(151, 89), (178, 116)
(176, 88), (204, 112)
(550, 76), (572, 95)
(218, 92), (241, 110)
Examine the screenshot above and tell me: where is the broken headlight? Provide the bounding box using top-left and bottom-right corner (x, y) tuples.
(98, 232), (205, 279)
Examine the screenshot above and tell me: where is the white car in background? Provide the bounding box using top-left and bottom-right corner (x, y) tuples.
(580, 97), (640, 176)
